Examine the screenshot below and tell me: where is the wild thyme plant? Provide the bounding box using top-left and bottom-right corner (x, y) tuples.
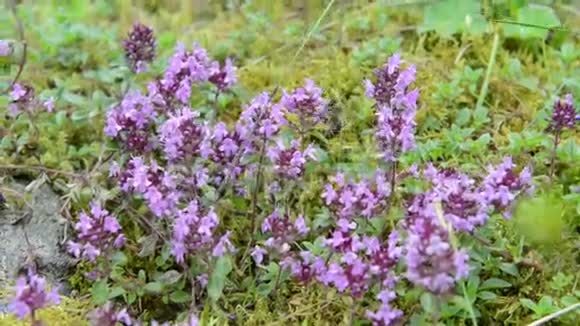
(4, 20), (577, 326)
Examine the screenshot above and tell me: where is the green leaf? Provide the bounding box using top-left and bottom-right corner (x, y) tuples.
(478, 291), (497, 301)
(420, 0), (488, 38)
(420, 293), (436, 314)
(169, 290), (190, 303)
(108, 286), (126, 299)
(158, 270), (182, 285)
(91, 280), (109, 305)
(208, 256), (233, 302)
(111, 251), (128, 266)
(520, 298), (537, 311)
(499, 263), (520, 277)
(503, 5), (561, 39)
(138, 269), (146, 282)
(144, 282), (164, 294)
(138, 234), (158, 257)
(480, 278), (512, 290)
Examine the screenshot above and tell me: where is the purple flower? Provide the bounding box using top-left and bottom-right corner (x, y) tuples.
(251, 246), (267, 265)
(0, 40), (11, 57)
(365, 54), (419, 161)
(123, 23), (156, 73)
(240, 92), (287, 140)
(267, 139), (316, 179)
(481, 157), (533, 218)
(43, 97), (55, 112)
(549, 94), (576, 132)
(283, 251), (327, 284)
(88, 302), (133, 326)
(8, 83), (35, 116)
(260, 211), (309, 254)
(159, 108), (206, 161)
(208, 58), (237, 91)
(67, 202), (125, 262)
(9, 269), (60, 320)
(404, 203), (469, 294)
(280, 78), (328, 127)
(322, 172), (391, 220)
(157, 42), (212, 105)
(170, 202), (232, 263)
(425, 165), (489, 232)
(104, 91), (156, 152)
(365, 287), (403, 326)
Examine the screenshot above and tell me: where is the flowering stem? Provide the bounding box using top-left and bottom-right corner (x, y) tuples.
(249, 136), (268, 241)
(461, 281), (478, 326)
(270, 265), (284, 296)
(549, 130), (560, 181)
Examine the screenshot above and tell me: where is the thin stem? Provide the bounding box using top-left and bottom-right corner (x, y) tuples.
(270, 265), (283, 296)
(527, 302), (580, 326)
(1, 0), (27, 95)
(249, 137), (268, 241)
(461, 282), (478, 326)
(290, 0), (336, 65)
(549, 131), (560, 181)
(476, 32), (500, 110)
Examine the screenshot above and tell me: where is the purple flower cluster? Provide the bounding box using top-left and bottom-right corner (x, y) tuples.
(481, 157), (533, 218)
(424, 165), (489, 232)
(116, 157), (180, 218)
(365, 53), (419, 161)
(151, 42), (237, 106)
(321, 232), (401, 298)
(160, 108), (206, 162)
(366, 284), (404, 326)
(550, 94), (576, 132)
(321, 172), (391, 221)
(171, 201), (233, 263)
(239, 92), (286, 140)
(280, 79), (328, 128)
(208, 58), (237, 92)
(88, 302), (133, 326)
(8, 83), (36, 116)
(67, 202), (126, 261)
(104, 90), (156, 152)
(254, 211), (309, 259)
(9, 269), (60, 320)
(404, 197), (470, 294)
(267, 140), (316, 179)
(123, 23), (156, 73)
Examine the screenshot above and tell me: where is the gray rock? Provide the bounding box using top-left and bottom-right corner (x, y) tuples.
(0, 181), (74, 292)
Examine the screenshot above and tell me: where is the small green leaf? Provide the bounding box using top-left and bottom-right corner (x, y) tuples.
(520, 298), (537, 310)
(169, 290), (190, 303)
(138, 269), (146, 282)
(480, 278), (512, 290)
(499, 263), (520, 277)
(478, 291), (497, 301)
(144, 282), (164, 294)
(138, 234), (158, 257)
(158, 270), (182, 285)
(208, 256), (233, 302)
(108, 286), (126, 299)
(91, 280), (109, 305)
(420, 293), (436, 314)
(503, 5), (561, 40)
